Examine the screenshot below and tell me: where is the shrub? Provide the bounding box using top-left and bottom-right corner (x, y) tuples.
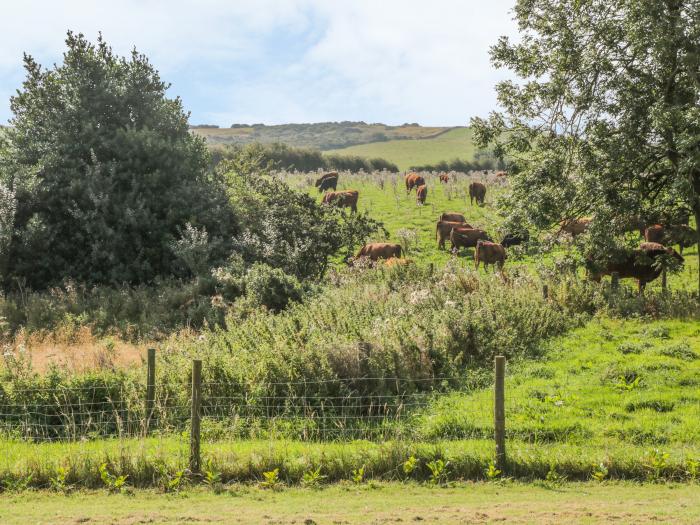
(242, 263), (304, 312)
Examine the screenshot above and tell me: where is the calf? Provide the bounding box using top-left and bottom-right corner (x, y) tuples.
(475, 240), (506, 271)
(416, 184), (427, 205)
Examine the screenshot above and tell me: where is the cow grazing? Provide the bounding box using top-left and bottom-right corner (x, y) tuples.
(469, 182), (487, 205)
(501, 230), (530, 248)
(439, 173), (449, 184)
(588, 245), (684, 293)
(355, 243), (402, 261)
(436, 220), (474, 250)
(322, 190), (359, 213)
(439, 212), (467, 223)
(475, 240), (506, 271)
(416, 184), (427, 205)
(560, 218), (592, 237)
(315, 172), (338, 192)
(450, 228), (492, 254)
(404, 172), (425, 193)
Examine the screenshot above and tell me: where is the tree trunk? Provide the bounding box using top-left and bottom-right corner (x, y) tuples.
(694, 206), (700, 298)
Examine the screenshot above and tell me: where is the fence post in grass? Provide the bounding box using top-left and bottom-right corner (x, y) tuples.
(190, 359), (202, 474)
(542, 284), (549, 300)
(611, 272), (619, 291)
(661, 269), (667, 293)
(494, 355), (506, 473)
(144, 348), (156, 434)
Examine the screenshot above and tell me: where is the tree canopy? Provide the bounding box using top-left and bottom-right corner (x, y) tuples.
(472, 0), (700, 291)
(1, 32), (234, 288)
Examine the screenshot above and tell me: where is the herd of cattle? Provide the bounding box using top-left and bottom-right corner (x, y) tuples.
(314, 171), (695, 291)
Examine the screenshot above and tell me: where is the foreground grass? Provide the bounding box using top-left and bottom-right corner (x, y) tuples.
(2, 482), (699, 524)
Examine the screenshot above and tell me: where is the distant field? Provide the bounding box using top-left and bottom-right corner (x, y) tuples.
(325, 127), (478, 171)
(191, 122), (450, 150)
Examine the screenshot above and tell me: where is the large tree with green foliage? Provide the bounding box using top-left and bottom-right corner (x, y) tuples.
(472, 0), (700, 292)
(1, 32), (234, 288)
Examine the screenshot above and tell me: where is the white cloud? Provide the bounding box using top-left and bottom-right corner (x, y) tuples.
(0, 0), (518, 126)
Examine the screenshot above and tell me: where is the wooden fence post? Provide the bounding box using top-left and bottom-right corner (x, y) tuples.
(190, 359), (202, 474)
(144, 348), (156, 434)
(494, 356), (506, 472)
(661, 269), (667, 292)
(542, 284), (549, 300)
(611, 272), (619, 291)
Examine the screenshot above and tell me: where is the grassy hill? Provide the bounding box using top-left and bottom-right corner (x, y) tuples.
(191, 122), (451, 150)
(325, 127), (481, 171)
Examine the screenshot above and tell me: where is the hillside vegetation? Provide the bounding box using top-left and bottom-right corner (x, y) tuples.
(325, 128), (488, 171)
(191, 122), (450, 150)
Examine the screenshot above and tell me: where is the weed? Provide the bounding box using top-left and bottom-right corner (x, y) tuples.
(260, 468), (281, 489)
(1, 474), (33, 492)
(351, 466), (365, 485)
(98, 463), (129, 494)
(615, 375), (642, 391)
(591, 463), (608, 482)
(686, 458), (699, 481)
(426, 459), (449, 486)
(49, 466), (69, 493)
(301, 467), (326, 488)
(659, 343), (697, 361)
(644, 449), (670, 482)
(484, 462), (501, 481)
(402, 456), (419, 478)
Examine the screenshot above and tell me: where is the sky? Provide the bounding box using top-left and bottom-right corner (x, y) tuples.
(0, 0), (518, 127)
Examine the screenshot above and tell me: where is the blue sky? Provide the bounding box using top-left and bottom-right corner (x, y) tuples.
(0, 0), (517, 126)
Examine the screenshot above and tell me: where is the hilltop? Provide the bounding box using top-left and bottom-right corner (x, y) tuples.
(190, 121), (454, 150)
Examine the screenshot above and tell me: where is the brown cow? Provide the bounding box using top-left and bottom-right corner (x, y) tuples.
(405, 172), (426, 193)
(436, 220), (474, 250)
(439, 173), (449, 184)
(315, 172), (338, 192)
(450, 228), (492, 254)
(495, 171), (507, 178)
(322, 190), (359, 213)
(560, 218), (592, 237)
(469, 182), (487, 205)
(416, 184), (427, 205)
(475, 240), (506, 271)
(644, 224), (665, 243)
(355, 243), (402, 261)
(588, 245), (684, 293)
(439, 212), (467, 223)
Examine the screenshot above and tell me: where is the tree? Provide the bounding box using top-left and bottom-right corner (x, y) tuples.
(472, 0), (700, 292)
(1, 32), (234, 288)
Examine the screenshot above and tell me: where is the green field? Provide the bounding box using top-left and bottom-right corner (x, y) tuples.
(2, 482), (699, 524)
(325, 128), (478, 171)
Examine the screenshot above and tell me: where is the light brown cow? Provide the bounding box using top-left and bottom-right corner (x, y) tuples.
(439, 173), (449, 184)
(436, 220), (474, 250)
(383, 257), (413, 268)
(560, 218), (592, 237)
(322, 190), (359, 213)
(469, 182), (487, 205)
(450, 228), (492, 254)
(355, 243), (402, 261)
(439, 212), (467, 223)
(404, 172), (426, 193)
(416, 184), (427, 205)
(475, 240), (506, 271)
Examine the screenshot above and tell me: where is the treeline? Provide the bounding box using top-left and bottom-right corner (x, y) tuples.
(210, 142), (399, 173)
(410, 154), (506, 173)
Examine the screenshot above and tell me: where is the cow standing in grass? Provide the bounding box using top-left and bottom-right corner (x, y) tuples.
(355, 243), (402, 261)
(560, 218), (592, 237)
(322, 190), (359, 213)
(436, 220), (474, 250)
(475, 240), (506, 271)
(416, 184), (427, 205)
(469, 182), (486, 205)
(315, 172), (338, 192)
(405, 172), (425, 193)
(450, 228), (492, 254)
(439, 212), (467, 223)
(439, 173), (449, 184)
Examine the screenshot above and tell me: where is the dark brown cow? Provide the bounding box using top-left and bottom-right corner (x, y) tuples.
(475, 240), (506, 271)
(644, 224), (665, 243)
(436, 220), (474, 250)
(416, 184), (427, 205)
(355, 243), (402, 261)
(439, 173), (449, 184)
(405, 172), (426, 193)
(439, 212), (467, 223)
(588, 245), (684, 293)
(450, 228), (492, 254)
(315, 172), (338, 192)
(322, 190), (359, 213)
(469, 182), (487, 205)
(560, 218), (592, 237)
